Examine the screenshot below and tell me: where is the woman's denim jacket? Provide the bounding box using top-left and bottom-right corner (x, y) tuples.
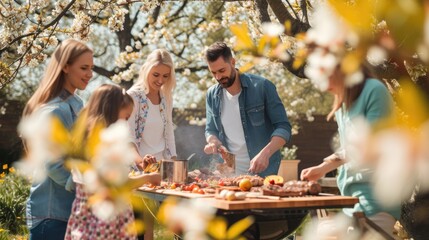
(205, 73), (291, 177)
(26, 90), (83, 229)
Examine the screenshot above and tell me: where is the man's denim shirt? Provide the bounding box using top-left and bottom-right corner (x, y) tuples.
(26, 90), (83, 229)
(205, 73), (291, 177)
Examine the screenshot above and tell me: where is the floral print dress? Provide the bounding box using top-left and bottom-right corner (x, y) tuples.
(64, 184), (136, 240)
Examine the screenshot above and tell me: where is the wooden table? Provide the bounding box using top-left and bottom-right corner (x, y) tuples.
(136, 188), (359, 240)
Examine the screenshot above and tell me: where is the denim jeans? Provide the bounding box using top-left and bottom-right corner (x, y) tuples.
(29, 219), (67, 240)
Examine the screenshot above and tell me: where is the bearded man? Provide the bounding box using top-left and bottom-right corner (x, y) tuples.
(203, 42), (292, 177)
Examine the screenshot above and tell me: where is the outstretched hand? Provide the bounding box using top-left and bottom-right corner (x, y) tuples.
(300, 165), (326, 181)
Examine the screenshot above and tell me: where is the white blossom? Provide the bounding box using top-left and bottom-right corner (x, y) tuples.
(372, 129), (417, 207)
(366, 46), (387, 65)
(16, 113), (65, 182)
(182, 68), (191, 76)
(344, 70), (364, 87)
(261, 22), (284, 37)
(303, 213), (361, 240)
(108, 7), (128, 32)
(163, 198), (216, 239)
(135, 41), (142, 50)
(92, 120), (136, 187)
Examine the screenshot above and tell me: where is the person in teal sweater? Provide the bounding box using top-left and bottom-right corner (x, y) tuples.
(300, 65), (401, 237)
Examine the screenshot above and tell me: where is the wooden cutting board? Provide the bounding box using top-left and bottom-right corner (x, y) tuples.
(138, 187), (215, 198)
(196, 194), (359, 210)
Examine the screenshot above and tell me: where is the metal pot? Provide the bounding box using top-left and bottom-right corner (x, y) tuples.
(161, 159), (188, 183)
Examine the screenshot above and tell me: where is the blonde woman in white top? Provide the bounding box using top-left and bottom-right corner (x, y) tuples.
(126, 50), (177, 239)
(127, 49), (177, 165)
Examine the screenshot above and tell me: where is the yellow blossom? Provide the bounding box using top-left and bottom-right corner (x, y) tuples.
(207, 215), (254, 240)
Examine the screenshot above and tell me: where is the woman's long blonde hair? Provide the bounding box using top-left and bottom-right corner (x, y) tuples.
(133, 49), (176, 107)
(23, 39), (93, 116)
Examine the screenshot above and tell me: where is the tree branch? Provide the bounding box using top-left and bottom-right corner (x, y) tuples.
(266, 0), (310, 34)
(0, 0), (76, 53)
(93, 65), (114, 79)
(254, 0), (270, 23)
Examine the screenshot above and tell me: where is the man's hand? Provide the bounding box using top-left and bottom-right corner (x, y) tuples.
(204, 142), (219, 154)
(248, 136), (286, 174)
(248, 150), (270, 174)
(204, 135), (222, 155)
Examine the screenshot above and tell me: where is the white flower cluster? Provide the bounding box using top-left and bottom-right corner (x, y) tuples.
(198, 21), (222, 33)
(18, 113), (138, 221)
(282, 145), (298, 160)
(303, 213), (360, 240)
(188, 117), (206, 127)
(306, 107), (316, 122)
(92, 121), (136, 186)
(83, 120), (137, 220)
(53, 0), (69, 16)
(108, 7), (128, 32)
(115, 51), (139, 69)
(0, 103), (7, 115)
(163, 198), (217, 240)
(304, 4), (362, 91)
(0, 2), (27, 46)
(16, 112), (66, 182)
(139, 0), (162, 12)
(344, 117), (429, 208)
(71, 12), (92, 40)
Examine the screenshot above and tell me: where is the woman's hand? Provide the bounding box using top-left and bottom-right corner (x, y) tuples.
(128, 172), (161, 189)
(300, 165), (326, 181)
(136, 154), (157, 170)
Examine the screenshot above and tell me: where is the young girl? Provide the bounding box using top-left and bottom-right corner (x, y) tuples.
(22, 39), (93, 240)
(65, 84), (160, 240)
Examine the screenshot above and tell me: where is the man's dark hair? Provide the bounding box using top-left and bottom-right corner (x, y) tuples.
(205, 42), (233, 62)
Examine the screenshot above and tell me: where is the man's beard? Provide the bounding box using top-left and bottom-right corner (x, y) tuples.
(218, 70), (236, 88)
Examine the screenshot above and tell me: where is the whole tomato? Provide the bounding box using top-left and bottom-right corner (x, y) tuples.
(192, 187), (202, 194)
(190, 184), (199, 191)
(196, 189), (205, 194)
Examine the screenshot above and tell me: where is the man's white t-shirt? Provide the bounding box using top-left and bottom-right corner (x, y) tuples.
(221, 89), (250, 174)
(140, 99), (165, 160)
